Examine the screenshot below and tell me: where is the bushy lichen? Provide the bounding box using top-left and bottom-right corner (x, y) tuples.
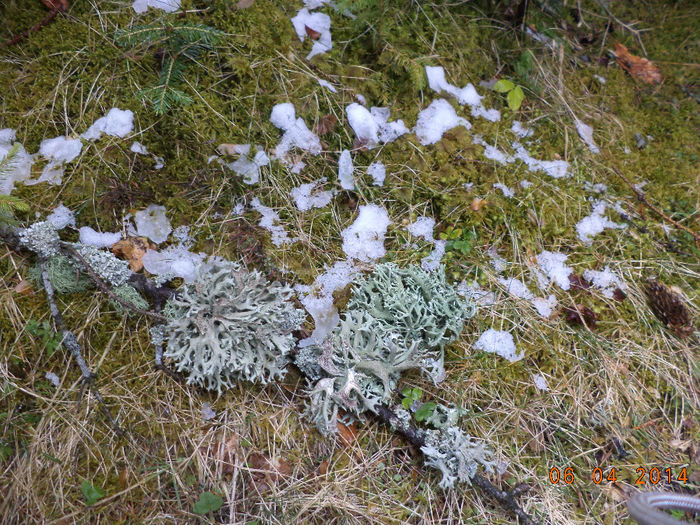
(298, 264), (474, 436)
(421, 426), (495, 489)
(71, 244), (132, 287)
(110, 284), (149, 316)
(28, 254), (92, 294)
(162, 260), (303, 393)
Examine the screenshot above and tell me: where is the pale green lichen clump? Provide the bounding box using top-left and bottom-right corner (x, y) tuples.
(298, 263), (475, 436)
(162, 261), (304, 393)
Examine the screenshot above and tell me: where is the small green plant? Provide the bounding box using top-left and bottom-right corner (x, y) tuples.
(440, 227), (476, 256)
(401, 387), (423, 410)
(0, 144), (29, 227)
(401, 388), (437, 422)
(493, 79), (525, 111)
(414, 401), (437, 422)
(192, 491), (223, 515)
(26, 320), (62, 357)
(80, 480), (105, 506)
(115, 18), (225, 114)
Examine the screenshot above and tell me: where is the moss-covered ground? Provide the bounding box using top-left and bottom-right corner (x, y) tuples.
(0, 0), (698, 523)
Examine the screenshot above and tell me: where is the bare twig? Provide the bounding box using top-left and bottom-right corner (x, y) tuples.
(0, 7), (61, 49)
(39, 260), (124, 436)
(374, 403), (540, 525)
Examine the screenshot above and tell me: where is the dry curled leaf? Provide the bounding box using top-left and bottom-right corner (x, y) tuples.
(305, 25), (321, 40)
(615, 43), (662, 84)
(42, 0), (69, 11)
(13, 280), (33, 295)
(645, 279), (693, 338)
(336, 421), (357, 447)
(200, 434), (238, 475)
(318, 460), (329, 476)
(249, 453), (291, 489)
(568, 273), (591, 290)
(112, 237), (153, 272)
(470, 197), (487, 211)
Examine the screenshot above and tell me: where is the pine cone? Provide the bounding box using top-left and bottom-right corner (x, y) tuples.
(645, 280), (694, 338)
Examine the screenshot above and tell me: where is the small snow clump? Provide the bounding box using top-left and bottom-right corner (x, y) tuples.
(474, 329), (523, 362)
(414, 99), (470, 146)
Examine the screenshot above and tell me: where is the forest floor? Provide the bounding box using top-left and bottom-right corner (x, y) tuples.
(0, 0), (698, 523)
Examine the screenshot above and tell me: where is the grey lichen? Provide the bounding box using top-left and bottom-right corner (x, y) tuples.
(300, 264), (474, 437)
(28, 254), (92, 294)
(421, 426), (495, 489)
(71, 244), (131, 287)
(19, 221), (61, 258)
(162, 261), (303, 393)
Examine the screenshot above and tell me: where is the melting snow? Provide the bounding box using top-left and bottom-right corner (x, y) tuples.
(406, 216), (447, 271)
(221, 144), (270, 185)
(345, 104), (409, 148)
(457, 281), (496, 306)
(474, 329), (523, 362)
(45, 371), (60, 387)
(79, 226), (121, 248)
(29, 136), (83, 186)
(201, 402), (216, 421)
(341, 204), (391, 262)
(582, 266), (626, 299)
(81, 108), (134, 141)
(575, 200), (626, 245)
(498, 277), (533, 300)
(290, 8), (332, 60)
(132, 0), (180, 12)
(0, 130), (34, 194)
(367, 161), (386, 186)
(317, 78), (338, 93)
(575, 119), (600, 154)
(270, 103), (322, 165)
(414, 99), (470, 146)
(134, 204), (172, 244)
(512, 141), (569, 179)
(46, 204), (75, 229)
(142, 245), (205, 283)
(130, 141), (148, 155)
(536, 250), (573, 290)
(531, 294), (557, 318)
(511, 120), (533, 138)
(338, 149), (354, 190)
(532, 373), (549, 391)
(493, 183), (514, 198)
(251, 198), (297, 247)
(291, 178), (335, 211)
(371, 107), (409, 144)
(425, 66), (500, 121)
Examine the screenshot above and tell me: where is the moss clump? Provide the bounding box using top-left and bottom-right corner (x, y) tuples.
(28, 254), (93, 294)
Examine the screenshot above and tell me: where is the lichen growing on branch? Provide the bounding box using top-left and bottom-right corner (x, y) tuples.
(162, 261), (303, 392)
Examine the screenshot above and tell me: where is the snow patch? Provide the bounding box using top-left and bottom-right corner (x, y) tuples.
(536, 251), (573, 290)
(270, 103), (322, 165)
(575, 200), (626, 245)
(498, 277), (533, 300)
(367, 161), (386, 186)
(512, 141), (569, 179)
(134, 204), (172, 244)
(291, 178), (335, 211)
(290, 8), (332, 60)
(414, 99), (470, 146)
(222, 144), (270, 185)
(511, 120), (533, 138)
(531, 294), (557, 318)
(406, 216), (447, 271)
(493, 183), (514, 198)
(425, 66), (500, 121)
(474, 329), (523, 363)
(457, 281), (496, 306)
(132, 0), (180, 13)
(341, 204), (391, 262)
(251, 198), (297, 247)
(45, 371), (60, 387)
(338, 149), (354, 190)
(532, 373), (549, 391)
(142, 246), (206, 283)
(79, 227), (121, 248)
(201, 402), (216, 421)
(582, 266), (626, 299)
(317, 78), (337, 93)
(46, 204), (75, 230)
(130, 141), (148, 155)
(0, 130), (34, 194)
(82, 108), (134, 141)
(575, 119), (600, 154)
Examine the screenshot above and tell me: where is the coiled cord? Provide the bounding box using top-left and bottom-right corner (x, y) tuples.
(628, 491), (700, 525)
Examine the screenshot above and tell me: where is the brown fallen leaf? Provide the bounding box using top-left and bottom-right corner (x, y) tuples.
(314, 113), (337, 136)
(615, 43), (662, 84)
(217, 143), (246, 156)
(563, 304), (598, 329)
(568, 273), (591, 290)
(42, 0), (69, 11)
(337, 421), (357, 447)
(201, 434), (238, 476)
(612, 288), (627, 302)
(13, 280), (33, 295)
(112, 237), (154, 272)
(249, 453), (291, 489)
(470, 197), (487, 211)
(305, 25), (321, 40)
(236, 0), (254, 8)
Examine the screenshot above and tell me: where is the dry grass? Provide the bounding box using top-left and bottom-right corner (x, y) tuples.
(0, 0), (698, 524)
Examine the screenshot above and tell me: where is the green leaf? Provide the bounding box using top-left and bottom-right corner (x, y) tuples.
(493, 79), (514, 93)
(81, 480), (105, 506)
(193, 491), (223, 515)
(414, 402), (437, 422)
(507, 86), (525, 111)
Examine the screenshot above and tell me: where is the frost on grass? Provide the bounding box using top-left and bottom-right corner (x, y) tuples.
(425, 66), (500, 122)
(338, 149), (354, 190)
(536, 250), (573, 290)
(0, 129), (34, 194)
(406, 216), (447, 271)
(270, 103), (322, 166)
(414, 99), (471, 146)
(162, 261), (303, 393)
(132, 0), (180, 13)
(81, 108), (134, 141)
(575, 200), (626, 245)
(291, 178), (335, 211)
(341, 204), (391, 262)
(290, 8), (332, 60)
(134, 204), (172, 244)
(583, 266), (626, 299)
(346, 104), (408, 149)
(78, 226), (121, 248)
(251, 198), (297, 247)
(575, 119), (600, 154)
(474, 329), (522, 362)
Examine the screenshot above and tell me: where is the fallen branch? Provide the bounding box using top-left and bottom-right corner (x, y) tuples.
(0, 2), (65, 50)
(375, 403), (540, 525)
(39, 260), (124, 436)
